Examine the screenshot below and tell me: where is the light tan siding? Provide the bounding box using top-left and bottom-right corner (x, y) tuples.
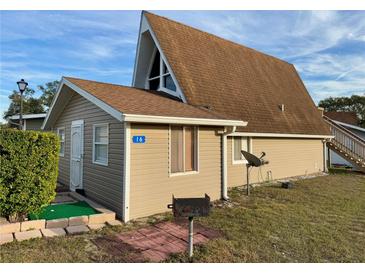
(129, 124), (221, 219)
(53, 92), (124, 217)
(227, 136), (245, 187)
(227, 137), (324, 187)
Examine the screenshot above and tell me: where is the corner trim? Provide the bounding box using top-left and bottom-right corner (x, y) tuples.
(123, 122), (131, 222)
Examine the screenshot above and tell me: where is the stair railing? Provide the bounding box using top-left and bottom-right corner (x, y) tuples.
(323, 116), (365, 162)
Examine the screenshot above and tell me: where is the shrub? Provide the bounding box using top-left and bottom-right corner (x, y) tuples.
(0, 129), (59, 221)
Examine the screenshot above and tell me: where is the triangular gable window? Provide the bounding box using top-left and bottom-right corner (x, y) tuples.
(147, 50), (177, 92)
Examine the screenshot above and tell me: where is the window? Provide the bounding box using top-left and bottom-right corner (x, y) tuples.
(232, 137), (249, 164)
(93, 124), (108, 166)
(170, 126), (198, 174)
(147, 50), (177, 92)
(57, 128), (65, 157)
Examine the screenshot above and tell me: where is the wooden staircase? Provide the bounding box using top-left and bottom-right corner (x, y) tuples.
(324, 116), (365, 172)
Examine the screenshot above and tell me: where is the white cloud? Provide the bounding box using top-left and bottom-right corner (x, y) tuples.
(167, 11), (365, 102)
(1, 10), (364, 114)
(169, 11), (365, 60)
(0, 11), (139, 42)
(66, 35), (136, 60)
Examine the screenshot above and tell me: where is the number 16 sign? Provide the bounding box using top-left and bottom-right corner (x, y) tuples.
(132, 136), (146, 144)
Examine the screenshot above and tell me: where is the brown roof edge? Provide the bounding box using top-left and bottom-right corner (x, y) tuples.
(62, 76), (246, 126)
(143, 11), (293, 66)
(324, 111), (359, 126)
(64, 76), (183, 102)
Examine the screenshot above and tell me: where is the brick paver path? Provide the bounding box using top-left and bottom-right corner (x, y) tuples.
(93, 220), (221, 262)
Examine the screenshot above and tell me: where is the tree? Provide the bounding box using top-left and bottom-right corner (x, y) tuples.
(3, 88), (44, 119)
(3, 80), (59, 120)
(39, 80), (59, 109)
(318, 95), (365, 127)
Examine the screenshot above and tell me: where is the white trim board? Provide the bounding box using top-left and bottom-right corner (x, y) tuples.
(145, 46), (180, 99)
(228, 132), (334, 139)
(123, 114), (247, 127)
(132, 12), (187, 102)
(221, 134), (228, 199)
(333, 120), (365, 133)
(231, 136), (249, 165)
(42, 77), (123, 130)
(64, 79), (123, 122)
(57, 127), (66, 157)
(123, 122), (131, 222)
(131, 11), (144, 87)
(10, 113), (46, 120)
(92, 123), (109, 167)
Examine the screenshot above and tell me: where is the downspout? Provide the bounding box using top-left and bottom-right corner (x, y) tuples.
(322, 138), (329, 173)
(220, 126), (236, 200)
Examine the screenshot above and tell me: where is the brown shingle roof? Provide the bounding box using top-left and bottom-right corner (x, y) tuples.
(145, 12), (330, 135)
(64, 77), (232, 120)
(324, 111), (359, 126)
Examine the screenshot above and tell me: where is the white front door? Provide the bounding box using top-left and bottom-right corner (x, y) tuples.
(70, 120), (84, 191)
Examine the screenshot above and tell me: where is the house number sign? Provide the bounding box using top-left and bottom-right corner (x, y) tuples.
(133, 136), (146, 143)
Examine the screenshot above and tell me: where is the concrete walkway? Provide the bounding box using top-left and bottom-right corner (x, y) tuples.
(93, 220), (221, 262)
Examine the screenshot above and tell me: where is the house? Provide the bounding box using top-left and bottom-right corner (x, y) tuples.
(324, 111), (365, 170)
(7, 113), (46, 130)
(42, 11), (332, 222)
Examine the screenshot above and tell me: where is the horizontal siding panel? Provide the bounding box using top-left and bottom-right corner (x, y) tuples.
(227, 137), (324, 187)
(130, 124), (222, 219)
(54, 92), (124, 218)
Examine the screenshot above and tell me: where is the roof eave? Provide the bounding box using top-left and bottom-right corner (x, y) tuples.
(228, 132), (334, 139)
(42, 77), (124, 130)
(123, 113), (247, 127)
(9, 113), (47, 120)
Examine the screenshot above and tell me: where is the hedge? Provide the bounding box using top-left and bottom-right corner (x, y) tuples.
(0, 129), (59, 221)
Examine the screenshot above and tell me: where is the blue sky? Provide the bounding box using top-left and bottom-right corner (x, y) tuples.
(1, 10), (365, 122)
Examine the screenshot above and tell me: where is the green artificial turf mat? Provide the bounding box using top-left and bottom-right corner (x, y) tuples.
(29, 201), (100, 220)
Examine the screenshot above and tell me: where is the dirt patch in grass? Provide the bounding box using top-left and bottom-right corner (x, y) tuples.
(1, 174), (364, 263)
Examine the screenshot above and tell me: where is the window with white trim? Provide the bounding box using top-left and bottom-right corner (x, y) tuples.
(57, 127), (65, 157)
(232, 137), (249, 164)
(93, 124), (108, 166)
(147, 50), (177, 92)
(170, 126), (198, 174)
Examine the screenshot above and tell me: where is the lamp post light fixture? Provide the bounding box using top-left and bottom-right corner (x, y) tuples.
(16, 79), (28, 130)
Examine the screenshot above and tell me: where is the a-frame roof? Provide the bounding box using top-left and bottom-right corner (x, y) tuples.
(144, 12), (330, 135)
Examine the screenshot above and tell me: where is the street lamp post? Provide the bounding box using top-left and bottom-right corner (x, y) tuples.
(16, 79), (28, 130)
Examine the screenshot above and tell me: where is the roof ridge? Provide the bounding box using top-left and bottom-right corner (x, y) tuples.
(144, 11), (292, 66)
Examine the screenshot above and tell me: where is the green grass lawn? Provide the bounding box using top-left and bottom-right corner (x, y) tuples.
(1, 173), (364, 263)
